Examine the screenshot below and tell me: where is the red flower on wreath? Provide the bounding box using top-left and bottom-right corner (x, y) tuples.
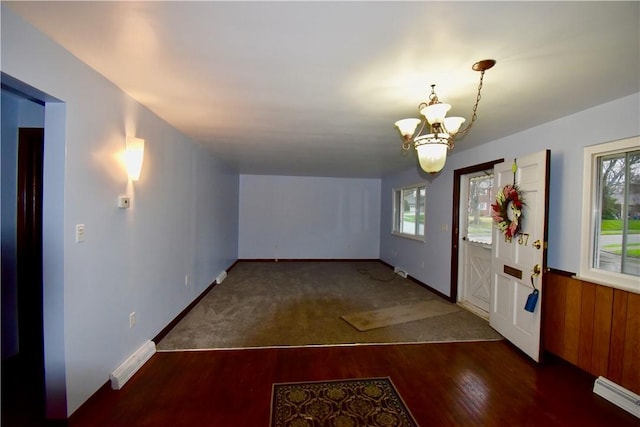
(492, 184), (525, 239)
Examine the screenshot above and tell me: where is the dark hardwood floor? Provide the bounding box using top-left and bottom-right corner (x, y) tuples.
(2, 353), (45, 427)
(64, 341), (636, 426)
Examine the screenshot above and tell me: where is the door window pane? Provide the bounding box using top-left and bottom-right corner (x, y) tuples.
(467, 174), (494, 244)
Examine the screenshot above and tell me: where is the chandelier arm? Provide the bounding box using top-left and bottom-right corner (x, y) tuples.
(456, 69), (487, 138)
(415, 119), (428, 139)
(404, 101), (431, 144)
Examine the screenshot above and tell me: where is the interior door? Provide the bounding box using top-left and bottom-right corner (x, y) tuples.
(5, 128), (46, 424)
(458, 171), (494, 316)
(490, 150), (550, 362)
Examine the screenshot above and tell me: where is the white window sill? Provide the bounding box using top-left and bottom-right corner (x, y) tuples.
(573, 271), (640, 295)
(391, 232), (425, 242)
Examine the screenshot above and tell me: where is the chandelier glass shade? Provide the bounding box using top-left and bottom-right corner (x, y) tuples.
(395, 59), (496, 174)
(414, 134), (449, 173)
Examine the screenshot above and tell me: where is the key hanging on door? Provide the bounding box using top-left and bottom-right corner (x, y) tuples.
(524, 264), (541, 313)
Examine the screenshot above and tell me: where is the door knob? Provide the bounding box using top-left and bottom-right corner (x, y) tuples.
(532, 264), (541, 276)
(530, 264), (541, 289)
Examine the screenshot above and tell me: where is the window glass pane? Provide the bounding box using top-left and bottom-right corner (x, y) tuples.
(401, 188), (417, 235)
(392, 184), (426, 239)
(467, 175), (494, 244)
(394, 190), (401, 232)
(417, 187), (425, 235)
(595, 150), (640, 277)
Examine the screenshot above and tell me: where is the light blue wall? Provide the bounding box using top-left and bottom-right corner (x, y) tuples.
(1, 91), (45, 360)
(380, 93), (640, 296)
(3, 1), (639, 418)
(1, 91), (20, 361)
(1, 91), (20, 360)
(239, 175), (380, 259)
(1, 6), (239, 416)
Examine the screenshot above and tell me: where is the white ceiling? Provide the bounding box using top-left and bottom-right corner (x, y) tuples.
(6, 1), (640, 178)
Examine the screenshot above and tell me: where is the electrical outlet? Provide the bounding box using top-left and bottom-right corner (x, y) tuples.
(129, 312), (136, 328)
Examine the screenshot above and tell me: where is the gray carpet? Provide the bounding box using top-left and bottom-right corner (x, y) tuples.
(157, 261), (502, 350)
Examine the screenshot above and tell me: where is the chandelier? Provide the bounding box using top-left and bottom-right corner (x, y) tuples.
(394, 59), (496, 174)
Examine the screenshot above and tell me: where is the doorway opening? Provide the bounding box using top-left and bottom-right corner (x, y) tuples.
(2, 74), (68, 422)
(457, 169), (495, 318)
(450, 159), (502, 312)
(1, 123), (46, 424)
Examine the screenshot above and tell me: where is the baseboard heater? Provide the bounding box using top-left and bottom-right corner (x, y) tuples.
(393, 267), (408, 278)
(593, 376), (640, 418)
(216, 270), (227, 284)
(109, 340), (156, 390)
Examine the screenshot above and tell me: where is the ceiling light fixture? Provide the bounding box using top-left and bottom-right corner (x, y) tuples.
(395, 59), (496, 174)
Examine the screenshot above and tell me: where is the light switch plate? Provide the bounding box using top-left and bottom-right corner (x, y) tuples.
(75, 224), (85, 243)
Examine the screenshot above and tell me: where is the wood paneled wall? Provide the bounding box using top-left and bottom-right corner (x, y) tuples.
(543, 270), (640, 395)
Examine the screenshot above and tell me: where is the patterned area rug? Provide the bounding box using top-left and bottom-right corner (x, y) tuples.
(270, 377), (417, 427)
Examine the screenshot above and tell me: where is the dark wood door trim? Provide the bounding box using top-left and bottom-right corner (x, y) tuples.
(16, 127), (46, 418)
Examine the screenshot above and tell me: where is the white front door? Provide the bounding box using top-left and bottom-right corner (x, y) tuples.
(490, 150), (549, 362)
(458, 171), (494, 316)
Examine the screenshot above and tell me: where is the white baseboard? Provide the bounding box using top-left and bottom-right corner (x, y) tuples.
(393, 267), (408, 278)
(216, 270), (227, 284)
(593, 376), (640, 418)
(109, 340), (156, 390)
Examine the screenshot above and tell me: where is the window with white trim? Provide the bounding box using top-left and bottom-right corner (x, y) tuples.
(579, 136), (640, 293)
(393, 184), (426, 240)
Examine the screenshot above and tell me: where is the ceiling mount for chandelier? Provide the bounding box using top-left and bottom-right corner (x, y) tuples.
(395, 59), (496, 174)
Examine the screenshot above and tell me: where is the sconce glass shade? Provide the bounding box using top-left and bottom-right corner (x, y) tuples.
(420, 103), (451, 125)
(394, 118), (421, 138)
(444, 116), (466, 135)
(414, 135), (449, 173)
(125, 136), (145, 181)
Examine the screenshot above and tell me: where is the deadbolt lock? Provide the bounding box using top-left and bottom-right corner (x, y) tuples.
(533, 239), (547, 249)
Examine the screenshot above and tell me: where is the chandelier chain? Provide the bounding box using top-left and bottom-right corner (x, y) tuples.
(457, 69), (487, 138)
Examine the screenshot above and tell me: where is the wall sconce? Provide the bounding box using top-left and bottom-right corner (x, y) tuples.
(125, 136), (145, 181)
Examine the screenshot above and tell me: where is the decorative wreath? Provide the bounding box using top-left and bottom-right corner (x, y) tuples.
(491, 184), (525, 239)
